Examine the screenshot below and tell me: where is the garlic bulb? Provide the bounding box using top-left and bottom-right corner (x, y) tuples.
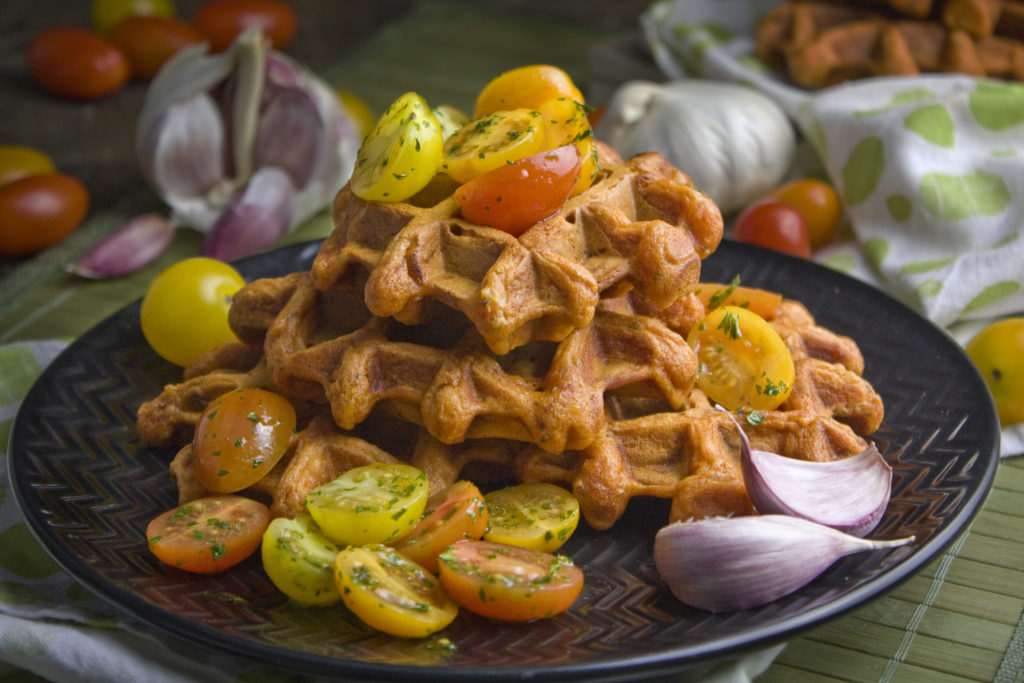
(654, 515), (914, 613)
(594, 80), (794, 214)
(135, 28), (359, 260)
(726, 411), (893, 537)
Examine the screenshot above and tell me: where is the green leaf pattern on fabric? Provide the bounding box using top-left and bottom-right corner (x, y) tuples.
(842, 136), (885, 206)
(918, 170), (1012, 220)
(905, 104), (955, 147)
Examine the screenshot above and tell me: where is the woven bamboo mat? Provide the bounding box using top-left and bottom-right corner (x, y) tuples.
(1, 2), (1021, 681)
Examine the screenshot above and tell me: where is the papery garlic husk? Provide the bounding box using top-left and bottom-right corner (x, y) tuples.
(66, 213), (175, 278)
(726, 411), (893, 537)
(202, 166), (297, 261)
(654, 515), (915, 613)
(136, 28), (359, 245)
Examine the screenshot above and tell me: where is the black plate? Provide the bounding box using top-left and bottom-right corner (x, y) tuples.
(8, 239), (1000, 681)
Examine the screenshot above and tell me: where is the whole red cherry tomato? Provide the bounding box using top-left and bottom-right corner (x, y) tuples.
(0, 173), (90, 256)
(455, 143), (582, 236)
(733, 198), (811, 258)
(194, 0), (298, 52)
(26, 27), (129, 100)
(109, 16), (204, 81)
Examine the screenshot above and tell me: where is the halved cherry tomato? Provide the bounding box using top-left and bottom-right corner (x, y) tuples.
(455, 144), (581, 236)
(335, 544), (458, 637)
(733, 198), (811, 258)
(0, 145), (56, 187)
(966, 317), (1024, 425)
(351, 92), (443, 202)
(92, 0), (176, 35)
(474, 64), (583, 118)
(536, 96), (598, 195)
(193, 0), (298, 52)
(26, 27), (129, 100)
(109, 15), (203, 81)
(305, 463), (429, 546)
(193, 388), (296, 493)
(431, 104), (470, 141)
(438, 540), (584, 622)
(771, 178), (843, 250)
(687, 305), (795, 412)
(695, 279), (783, 321)
(483, 482), (580, 552)
(441, 108), (545, 184)
(140, 257), (246, 367)
(391, 480), (488, 573)
(261, 514), (341, 605)
(0, 172), (89, 257)
(146, 495), (270, 574)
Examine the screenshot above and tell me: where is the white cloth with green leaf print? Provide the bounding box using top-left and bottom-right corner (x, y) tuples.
(641, 0), (1024, 456)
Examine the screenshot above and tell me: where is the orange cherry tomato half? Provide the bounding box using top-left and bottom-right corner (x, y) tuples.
(695, 280), (783, 321)
(109, 15), (204, 81)
(192, 388), (296, 493)
(770, 179), (843, 250)
(391, 480), (489, 573)
(455, 143), (582, 236)
(146, 495), (271, 574)
(438, 540), (584, 622)
(0, 173), (89, 257)
(733, 198), (811, 259)
(26, 27), (129, 100)
(474, 64), (583, 118)
(194, 0), (298, 52)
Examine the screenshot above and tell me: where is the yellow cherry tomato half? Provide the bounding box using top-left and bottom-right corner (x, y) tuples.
(0, 145), (56, 187)
(305, 463), (429, 546)
(146, 495), (270, 574)
(140, 257), (246, 367)
(391, 480), (488, 573)
(483, 482), (580, 552)
(431, 104), (471, 141)
(536, 96), (598, 195)
(261, 514), (341, 606)
(687, 305), (795, 412)
(438, 540), (584, 622)
(350, 92), (443, 202)
(441, 108), (546, 184)
(966, 317), (1024, 426)
(192, 388), (296, 493)
(770, 178), (843, 250)
(334, 544), (458, 638)
(474, 64), (583, 118)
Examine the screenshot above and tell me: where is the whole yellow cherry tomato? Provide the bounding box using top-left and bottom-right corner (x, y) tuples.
(92, 0), (176, 35)
(140, 257), (245, 367)
(966, 317), (1024, 425)
(0, 145), (56, 187)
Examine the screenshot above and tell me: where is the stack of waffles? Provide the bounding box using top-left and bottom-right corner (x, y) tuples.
(137, 143), (884, 530)
(756, 0), (1024, 88)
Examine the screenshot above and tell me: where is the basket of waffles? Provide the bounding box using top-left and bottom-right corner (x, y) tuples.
(137, 96), (884, 535)
(755, 0), (1024, 88)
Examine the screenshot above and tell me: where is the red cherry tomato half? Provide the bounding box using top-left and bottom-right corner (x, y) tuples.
(455, 143), (582, 236)
(733, 198), (811, 258)
(391, 480), (489, 573)
(0, 173), (90, 256)
(109, 15), (204, 81)
(438, 540), (584, 621)
(146, 495), (271, 574)
(26, 27), (129, 100)
(194, 0), (298, 52)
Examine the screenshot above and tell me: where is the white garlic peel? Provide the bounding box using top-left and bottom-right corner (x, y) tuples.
(594, 80), (795, 214)
(725, 411), (893, 537)
(135, 28), (359, 257)
(653, 515), (914, 613)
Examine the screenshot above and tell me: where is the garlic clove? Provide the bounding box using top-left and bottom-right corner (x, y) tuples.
(254, 84), (323, 189)
(725, 411), (893, 537)
(201, 165), (297, 261)
(653, 515), (915, 613)
(65, 213), (175, 279)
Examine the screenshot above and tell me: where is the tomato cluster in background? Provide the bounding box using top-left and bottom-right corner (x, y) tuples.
(732, 177), (844, 258)
(27, 0), (297, 98)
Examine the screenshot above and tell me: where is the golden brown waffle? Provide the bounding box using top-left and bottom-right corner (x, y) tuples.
(138, 268), (700, 457)
(756, 1), (1024, 87)
(311, 143), (723, 355)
